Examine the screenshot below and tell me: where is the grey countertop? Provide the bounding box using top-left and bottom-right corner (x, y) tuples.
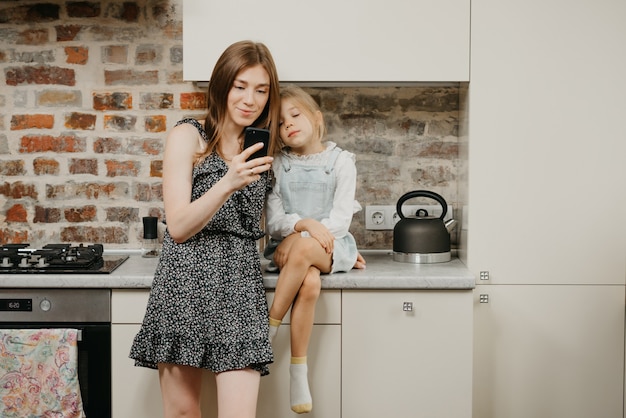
(0, 250), (475, 290)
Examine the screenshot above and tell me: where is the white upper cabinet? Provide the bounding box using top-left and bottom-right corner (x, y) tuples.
(183, 0), (470, 82)
(467, 0), (626, 285)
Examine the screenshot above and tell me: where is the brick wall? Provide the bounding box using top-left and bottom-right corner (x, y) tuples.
(0, 0), (461, 250)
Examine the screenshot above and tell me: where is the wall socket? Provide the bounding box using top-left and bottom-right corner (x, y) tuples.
(364, 204), (452, 230)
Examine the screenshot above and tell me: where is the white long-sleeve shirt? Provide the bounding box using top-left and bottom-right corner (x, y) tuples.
(266, 142), (362, 240)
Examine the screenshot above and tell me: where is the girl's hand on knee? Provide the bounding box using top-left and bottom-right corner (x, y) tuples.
(273, 234), (298, 268)
(296, 219), (334, 254)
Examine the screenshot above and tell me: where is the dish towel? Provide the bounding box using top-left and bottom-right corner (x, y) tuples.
(0, 328), (86, 418)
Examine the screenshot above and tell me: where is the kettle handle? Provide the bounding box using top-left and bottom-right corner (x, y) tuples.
(396, 190), (448, 220)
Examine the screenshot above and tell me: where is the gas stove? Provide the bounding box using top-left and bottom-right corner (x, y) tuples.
(0, 243), (128, 274)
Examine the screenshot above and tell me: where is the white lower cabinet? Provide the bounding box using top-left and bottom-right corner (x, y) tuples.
(473, 285), (625, 418)
(112, 289), (471, 418)
(341, 290), (473, 418)
(111, 289), (341, 418)
(111, 290), (163, 417)
(259, 290), (341, 418)
(111, 323), (163, 417)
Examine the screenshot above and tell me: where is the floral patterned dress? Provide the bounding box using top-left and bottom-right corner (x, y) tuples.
(129, 119), (273, 375)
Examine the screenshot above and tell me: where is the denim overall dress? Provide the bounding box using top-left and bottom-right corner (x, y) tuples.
(266, 147), (358, 273)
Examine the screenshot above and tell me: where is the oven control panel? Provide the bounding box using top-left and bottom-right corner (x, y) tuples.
(0, 298), (33, 312)
(0, 289), (110, 322)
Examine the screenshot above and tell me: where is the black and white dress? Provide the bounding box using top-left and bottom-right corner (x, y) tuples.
(129, 118), (273, 376)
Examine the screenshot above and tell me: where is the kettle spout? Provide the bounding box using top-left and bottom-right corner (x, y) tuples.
(444, 219), (458, 233)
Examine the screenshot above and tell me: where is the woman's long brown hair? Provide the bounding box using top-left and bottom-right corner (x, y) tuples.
(199, 40), (282, 162)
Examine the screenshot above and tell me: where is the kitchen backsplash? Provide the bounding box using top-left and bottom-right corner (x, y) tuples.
(0, 0), (466, 250)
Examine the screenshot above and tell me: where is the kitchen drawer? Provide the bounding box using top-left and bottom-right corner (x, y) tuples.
(111, 289), (150, 324)
(113, 289), (341, 325)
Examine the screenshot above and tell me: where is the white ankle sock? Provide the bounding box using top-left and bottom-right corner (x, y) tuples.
(290, 357), (312, 414)
(269, 317), (281, 342)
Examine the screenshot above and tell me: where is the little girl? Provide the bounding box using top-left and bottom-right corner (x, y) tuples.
(265, 84), (363, 413)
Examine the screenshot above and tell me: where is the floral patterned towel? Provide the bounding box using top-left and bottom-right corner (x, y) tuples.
(0, 328), (86, 418)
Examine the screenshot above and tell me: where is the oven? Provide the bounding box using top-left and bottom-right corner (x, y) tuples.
(0, 288), (112, 418)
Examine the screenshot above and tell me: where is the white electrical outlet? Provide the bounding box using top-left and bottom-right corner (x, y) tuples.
(364, 205), (389, 230)
(365, 205), (453, 230)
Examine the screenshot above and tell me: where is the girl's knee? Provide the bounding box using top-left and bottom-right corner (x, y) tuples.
(300, 271), (321, 301)
(293, 236), (322, 254)
(286, 238), (323, 266)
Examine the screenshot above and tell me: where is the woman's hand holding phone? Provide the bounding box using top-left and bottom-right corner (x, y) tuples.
(224, 142), (273, 191)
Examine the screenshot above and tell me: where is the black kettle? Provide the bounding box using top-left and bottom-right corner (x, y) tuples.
(392, 190), (457, 263)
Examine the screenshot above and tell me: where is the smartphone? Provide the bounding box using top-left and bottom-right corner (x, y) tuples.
(243, 127), (270, 161)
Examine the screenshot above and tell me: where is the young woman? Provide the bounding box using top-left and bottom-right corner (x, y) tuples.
(129, 40), (281, 418)
(265, 84), (364, 414)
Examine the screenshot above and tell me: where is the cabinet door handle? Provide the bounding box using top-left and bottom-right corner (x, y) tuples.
(403, 302), (413, 312)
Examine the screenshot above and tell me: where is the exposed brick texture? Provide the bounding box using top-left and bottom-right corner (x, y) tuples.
(37, 90), (82, 107)
(103, 115), (136, 131)
(64, 205), (97, 222)
(34, 206), (62, 223)
(65, 112), (96, 130)
(0, 160), (26, 176)
(55, 25), (82, 42)
(141, 93), (173, 109)
(105, 159), (140, 177)
(0, 229), (29, 244)
(135, 45), (162, 65)
(6, 204), (28, 222)
(20, 134), (86, 153)
(104, 69), (159, 85)
(145, 115), (166, 132)
(65, 46), (88, 65)
(5, 66), (75, 86)
(11, 114), (55, 130)
(93, 92), (132, 110)
(33, 158), (60, 175)
(0, 182), (38, 199)
(17, 29), (49, 45)
(0, 4), (60, 24)
(102, 45), (128, 64)
(180, 92), (207, 110)
(66, 2), (101, 18)
(69, 158), (98, 175)
(93, 137), (123, 154)
(105, 206), (139, 222)
(0, 0), (461, 250)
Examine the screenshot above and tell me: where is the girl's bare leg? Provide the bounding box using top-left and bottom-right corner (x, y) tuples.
(269, 236), (331, 322)
(290, 267), (321, 357)
(288, 268), (321, 413)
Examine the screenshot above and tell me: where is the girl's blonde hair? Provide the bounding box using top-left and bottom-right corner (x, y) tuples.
(199, 40), (282, 161)
(280, 84), (325, 143)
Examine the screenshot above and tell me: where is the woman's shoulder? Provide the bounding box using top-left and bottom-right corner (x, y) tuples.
(174, 118), (208, 141)
(175, 117), (201, 128)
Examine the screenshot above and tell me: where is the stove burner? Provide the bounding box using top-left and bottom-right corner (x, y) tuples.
(0, 243), (127, 274)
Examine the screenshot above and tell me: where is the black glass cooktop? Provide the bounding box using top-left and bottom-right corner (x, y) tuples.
(0, 243), (129, 274)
